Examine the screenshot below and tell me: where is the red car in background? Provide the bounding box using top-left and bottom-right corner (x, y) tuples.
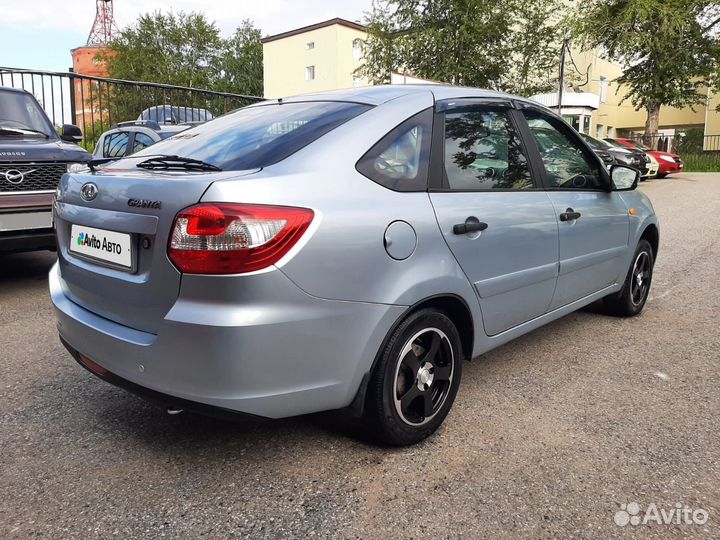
(605, 138), (683, 178)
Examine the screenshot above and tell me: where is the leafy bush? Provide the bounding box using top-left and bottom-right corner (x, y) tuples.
(681, 153), (720, 172)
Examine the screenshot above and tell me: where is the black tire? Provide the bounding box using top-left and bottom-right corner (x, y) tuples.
(604, 239), (654, 317)
(657, 173), (668, 178)
(365, 308), (463, 446)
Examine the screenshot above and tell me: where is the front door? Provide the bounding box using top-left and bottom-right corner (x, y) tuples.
(519, 107), (630, 308)
(429, 102), (559, 336)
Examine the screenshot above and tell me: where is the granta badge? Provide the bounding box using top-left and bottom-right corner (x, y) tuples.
(128, 198), (161, 209)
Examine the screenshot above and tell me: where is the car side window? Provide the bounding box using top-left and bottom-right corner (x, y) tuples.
(132, 132), (155, 153)
(355, 108), (433, 191)
(442, 106), (533, 190)
(103, 132), (129, 158)
(522, 109), (604, 190)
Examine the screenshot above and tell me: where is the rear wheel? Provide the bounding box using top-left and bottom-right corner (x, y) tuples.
(366, 309), (463, 446)
(604, 239), (654, 316)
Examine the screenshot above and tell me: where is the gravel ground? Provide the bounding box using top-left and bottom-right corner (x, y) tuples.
(1, 173), (719, 539)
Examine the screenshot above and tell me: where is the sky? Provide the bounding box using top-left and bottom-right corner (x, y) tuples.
(0, 0), (374, 72)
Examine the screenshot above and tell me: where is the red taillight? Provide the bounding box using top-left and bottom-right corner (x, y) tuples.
(168, 203), (314, 274)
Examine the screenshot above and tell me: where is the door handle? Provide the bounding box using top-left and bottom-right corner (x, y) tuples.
(559, 208), (582, 222)
(453, 221), (488, 234)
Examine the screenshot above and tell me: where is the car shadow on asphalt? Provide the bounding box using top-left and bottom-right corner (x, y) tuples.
(80, 381), (361, 449)
(72, 377), (392, 453)
(0, 250), (57, 282)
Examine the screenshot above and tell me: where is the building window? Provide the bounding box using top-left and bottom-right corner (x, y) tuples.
(352, 39), (363, 62)
(306, 42), (314, 50)
(562, 115), (580, 132)
(599, 76), (608, 103)
(596, 124), (604, 138)
(582, 115), (592, 135)
(607, 126), (615, 138)
(305, 65), (315, 81)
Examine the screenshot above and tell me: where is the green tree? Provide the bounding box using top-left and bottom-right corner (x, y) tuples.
(357, 0), (564, 95)
(104, 11), (224, 89)
(572, 0), (720, 139)
(216, 19), (264, 96)
(94, 11), (263, 124)
(499, 0), (564, 96)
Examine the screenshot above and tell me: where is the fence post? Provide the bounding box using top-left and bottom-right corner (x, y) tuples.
(68, 70), (77, 128)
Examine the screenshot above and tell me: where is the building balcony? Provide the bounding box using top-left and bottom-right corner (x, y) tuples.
(529, 91), (600, 111)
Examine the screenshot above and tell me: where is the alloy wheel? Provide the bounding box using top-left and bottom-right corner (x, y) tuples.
(630, 251), (651, 306)
(393, 328), (454, 426)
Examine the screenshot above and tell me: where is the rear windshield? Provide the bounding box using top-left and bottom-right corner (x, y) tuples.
(140, 106), (214, 123)
(130, 101), (371, 170)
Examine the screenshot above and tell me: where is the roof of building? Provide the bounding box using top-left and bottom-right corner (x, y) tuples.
(260, 17), (366, 44)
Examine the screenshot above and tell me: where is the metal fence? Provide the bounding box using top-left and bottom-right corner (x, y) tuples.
(0, 67), (263, 151)
(620, 133), (720, 154)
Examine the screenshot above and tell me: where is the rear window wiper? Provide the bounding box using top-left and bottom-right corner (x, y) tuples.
(136, 155), (222, 172)
(88, 157), (118, 171)
(86, 153), (182, 171)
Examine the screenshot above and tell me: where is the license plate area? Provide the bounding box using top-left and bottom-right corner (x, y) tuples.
(69, 224), (135, 272)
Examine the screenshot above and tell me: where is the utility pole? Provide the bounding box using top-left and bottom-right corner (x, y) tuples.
(557, 27), (569, 116)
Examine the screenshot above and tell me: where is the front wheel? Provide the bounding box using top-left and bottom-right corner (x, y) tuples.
(604, 239), (654, 316)
(365, 309), (463, 445)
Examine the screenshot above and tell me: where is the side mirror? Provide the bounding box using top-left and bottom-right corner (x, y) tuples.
(610, 164), (639, 191)
(60, 124), (83, 143)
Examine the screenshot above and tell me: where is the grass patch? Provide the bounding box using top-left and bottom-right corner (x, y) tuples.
(681, 153), (720, 173)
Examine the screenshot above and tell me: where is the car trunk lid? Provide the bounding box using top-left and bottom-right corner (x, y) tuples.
(54, 166), (259, 334)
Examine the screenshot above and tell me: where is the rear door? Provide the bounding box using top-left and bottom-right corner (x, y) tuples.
(429, 100), (559, 336)
(129, 131), (157, 156)
(518, 106), (629, 309)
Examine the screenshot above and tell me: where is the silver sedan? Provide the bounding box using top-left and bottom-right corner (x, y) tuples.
(50, 85), (658, 445)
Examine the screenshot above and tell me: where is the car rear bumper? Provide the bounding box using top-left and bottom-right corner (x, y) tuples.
(50, 262), (405, 419)
(59, 335), (269, 421)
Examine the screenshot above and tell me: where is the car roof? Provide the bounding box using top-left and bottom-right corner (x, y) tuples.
(104, 123), (191, 134)
(142, 105), (211, 112)
(0, 86), (31, 95)
(271, 84), (536, 107)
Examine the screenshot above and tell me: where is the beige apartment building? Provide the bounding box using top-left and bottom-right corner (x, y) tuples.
(261, 18), (369, 99)
(262, 18), (720, 141)
(531, 49), (712, 141)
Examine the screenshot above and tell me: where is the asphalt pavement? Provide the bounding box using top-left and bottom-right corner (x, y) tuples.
(1, 173), (718, 539)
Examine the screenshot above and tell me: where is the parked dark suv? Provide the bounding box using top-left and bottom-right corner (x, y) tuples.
(0, 87), (91, 252)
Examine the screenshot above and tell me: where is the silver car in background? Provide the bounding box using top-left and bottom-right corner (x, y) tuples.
(50, 86), (658, 445)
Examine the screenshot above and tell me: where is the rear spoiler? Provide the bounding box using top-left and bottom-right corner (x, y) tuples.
(111, 120), (161, 131)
